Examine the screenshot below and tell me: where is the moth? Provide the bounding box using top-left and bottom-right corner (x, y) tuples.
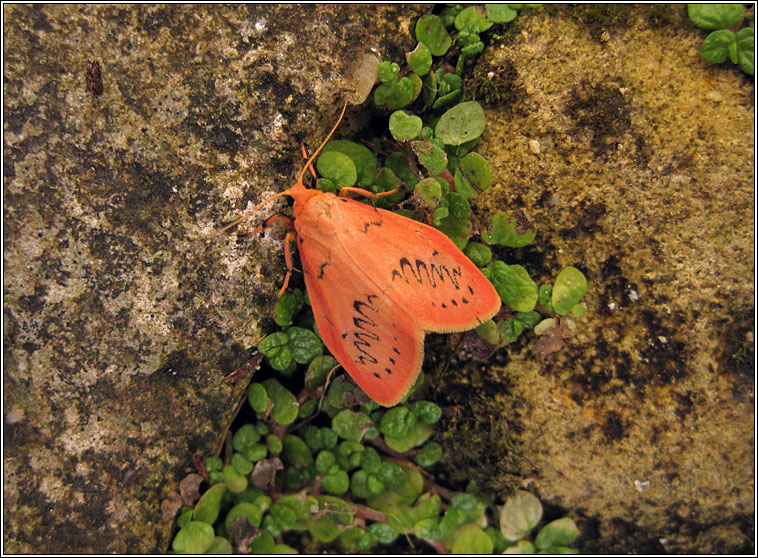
(223, 102), (501, 406)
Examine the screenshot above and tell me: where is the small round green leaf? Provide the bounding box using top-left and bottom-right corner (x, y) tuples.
(205, 537), (233, 554)
(368, 522), (398, 544)
(383, 421), (433, 453)
(436, 215), (472, 250)
(233, 423), (261, 452)
(486, 261), (538, 313)
(282, 434), (314, 466)
(339, 527), (376, 551)
(415, 14), (452, 56)
(515, 310), (542, 330)
(321, 469), (350, 495)
(481, 211), (536, 247)
(389, 110), (423, 141)
(223, 464), (248, 493)
(407, 42), (433, 76)
(688, 4), (744, 30)
(451, 493), (486, 523)
(700, 29), (736, 63)
(323, 140), (378, 187)
(193, 482), (226, 524)
(377, 60), (400, 84)
(455, 6), (493, 33)
(446, 192), (471, 219)
(205, 456), (223, 473)
(736, 27), (754, 75)
(332, 409), (375, 442)
(380, 406), (417, 438)
(309, 516), (341, 542)
(534, 517), (579, 550)
(414, 441), (443, 467)
(374, 76), (417, 110)
(286, 327), (322, 364)
(273, 288), (304, 326)
(412, 139), (448, 175)
(232, 453), (254, 476)
(410, 400), (442, 424)
(552, 266), (588, 315)
(499, 490), (543, 541)
(415, 177), (443, 207)
(247, 382), (269, 414)
(258, 331), (288, 354)
(463, 241), (492, 267)
(435, 101), (486, 146)
(316, 151), (357, 190)
(451, 523), (494, 554)
(454, 152), (492, 199)
(172, 521), (215, 554)
(262, 378), (299, 425)
(499, 317), (524, 343)
(504, 539), (536, 554)
(243, 443), (268, 463)
(475, 319), (500, 345)
(538, 283), (553, 311)
(486, 4), (519, 23)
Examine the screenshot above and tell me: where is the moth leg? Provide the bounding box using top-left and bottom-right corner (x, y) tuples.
(338, 186), (400, 199)
(240, 214), (297, 298)
(242, 214), (293, 237)
(278, 230), (298, 298)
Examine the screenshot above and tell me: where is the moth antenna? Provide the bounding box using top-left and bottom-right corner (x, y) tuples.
(213, 101), (348, 237)
(295, 100), (349, 186)
(211, 190), (291, 237)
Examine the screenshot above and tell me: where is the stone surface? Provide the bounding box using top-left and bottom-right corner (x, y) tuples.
(437, 5), (753, 554)
(4, 4), (753, 554)
(3, 4), (420, 553)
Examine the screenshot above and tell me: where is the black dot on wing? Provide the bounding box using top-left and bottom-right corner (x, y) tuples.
(385, 368), (392, 374)
(342, 333), (347, 339)
(468, 285), (475, 295)
(441, 302), (447, 309)
(462, 297), (469, 304)
(393, 347), (400, 355)
(389, 357), (395, 364)
(451, 299), (458, 306)
(373, 372), (381, 378)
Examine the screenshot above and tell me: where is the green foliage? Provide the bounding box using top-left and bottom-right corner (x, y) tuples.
(415, 14), (452, 56)
(315, 151), (357, 190)
(485, 261), (538, 313)
(551, 267), (588, 316)
(259, 327), (322, 373)
(263, 378), (300, 425)
(435, 101), (486, 145)
(498, 490), (579, 554)
(688, 4), (754, 75)
(171, 368), (578, 553)
(481, 212), (536, 248)
(170, 5), (589, 553)
(389, 110), (423, 141)
(322, 139), (378, 188)
(172, 521), (215, 554)
(193, 483), (226, 524)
